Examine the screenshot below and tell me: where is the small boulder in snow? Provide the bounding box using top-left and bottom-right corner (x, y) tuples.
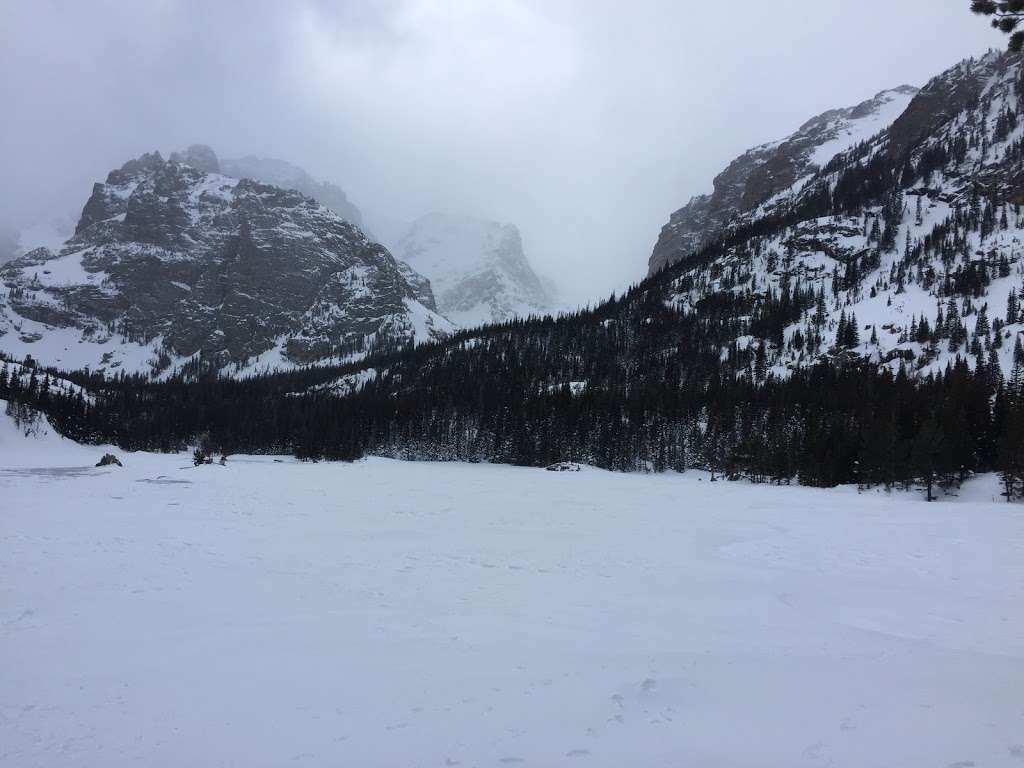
(96, 453), (122, 467)
(546, 462), (581, 472)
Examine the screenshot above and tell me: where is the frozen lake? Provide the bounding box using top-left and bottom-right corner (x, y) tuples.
(2, 430), (1022, 767)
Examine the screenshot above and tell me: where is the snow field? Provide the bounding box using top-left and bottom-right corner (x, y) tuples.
(1, 442), (1022, 767)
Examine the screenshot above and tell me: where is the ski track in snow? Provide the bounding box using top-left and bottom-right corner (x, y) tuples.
(1, 441), (1023, 767)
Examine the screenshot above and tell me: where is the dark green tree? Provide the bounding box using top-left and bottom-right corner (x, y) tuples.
(911, 418), (946, 501)
(971, 0), (1024, 51)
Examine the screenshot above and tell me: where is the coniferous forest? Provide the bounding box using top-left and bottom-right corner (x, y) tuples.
(4, 271), (1024, 501)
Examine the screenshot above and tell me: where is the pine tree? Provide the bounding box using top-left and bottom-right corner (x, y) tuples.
(755, 340), (768, 382)
(845, 312), (861, 349)
(1007, 339), (1024, 393)
(971, 1), (1024, 52)
(997, 395), (1024, 501)
(988, 346), (1003, 387)
(869, 217), (882, 243)
(911, 418), (946, 502)
(975, 304), (990, 337)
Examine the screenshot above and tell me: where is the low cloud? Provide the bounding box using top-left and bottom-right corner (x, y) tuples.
(0, 0), (1004, 302)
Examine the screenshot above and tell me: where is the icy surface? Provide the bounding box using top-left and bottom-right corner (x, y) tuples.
(1, 436), (1022, 766)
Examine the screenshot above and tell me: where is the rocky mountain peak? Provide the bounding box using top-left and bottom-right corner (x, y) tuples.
(0, 151), (452, 376)
(219, 155), (366, 231)
(110, 151), (165, 181)
(169, 144), (221, 174)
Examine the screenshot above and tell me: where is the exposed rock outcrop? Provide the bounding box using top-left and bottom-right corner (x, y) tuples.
(0, 147), (451, 374)
(649, 86), (919, 274)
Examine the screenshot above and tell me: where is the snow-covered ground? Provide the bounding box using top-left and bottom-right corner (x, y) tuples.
(2, 423), (1023, 766)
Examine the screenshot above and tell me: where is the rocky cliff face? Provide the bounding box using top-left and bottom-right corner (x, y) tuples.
(0, 148), (451, 375)
(392, 213), (555, 327)
(219, 153), (367, 232)
(649, 85), (919, 275)
(656, 50), (1024, 380)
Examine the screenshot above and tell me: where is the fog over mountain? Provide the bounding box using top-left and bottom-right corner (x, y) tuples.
(0, 1), (1004, 305)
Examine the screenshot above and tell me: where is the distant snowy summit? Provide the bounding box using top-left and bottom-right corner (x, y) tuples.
(169, 144), (369, 234)
(0, 146), (451, 376)
(649, 85), (919, 274)
(392, 213), (557, 327)
(217, 152), (368, 234)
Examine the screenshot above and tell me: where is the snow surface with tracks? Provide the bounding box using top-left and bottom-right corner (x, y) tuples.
(1, 417), (1023, 767)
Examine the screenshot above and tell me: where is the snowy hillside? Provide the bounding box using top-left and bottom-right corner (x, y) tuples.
(0, 217), (75, 266)
(1, 358), (93, 403)
(0, 397), (100, 463)
(0, 218), (76, 267)
(659, 51), (1024, 380)
(0, 148), (452, 376)
(393, 213), (556, 326)
(650, 86), (918, 274)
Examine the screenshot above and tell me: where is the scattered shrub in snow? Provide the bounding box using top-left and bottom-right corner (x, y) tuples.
(95, 453), (122, 467)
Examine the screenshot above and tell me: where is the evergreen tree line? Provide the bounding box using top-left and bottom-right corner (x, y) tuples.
(3, 298), (1023, 500)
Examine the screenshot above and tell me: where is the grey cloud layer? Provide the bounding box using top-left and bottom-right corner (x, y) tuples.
(0, 0), (1003, 303)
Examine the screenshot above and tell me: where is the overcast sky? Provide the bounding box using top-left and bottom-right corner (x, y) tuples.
(0, 1), (1005, 304)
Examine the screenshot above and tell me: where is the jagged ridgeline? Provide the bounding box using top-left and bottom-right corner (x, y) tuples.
(2, 52), (1024, 494)
(0, 145), (452, 376)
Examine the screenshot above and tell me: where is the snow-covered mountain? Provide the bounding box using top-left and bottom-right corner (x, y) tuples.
(218, 151), (368, 233)
(391, 213), (556, 327)
(0, 147), (452, 376)
(649, 85), (919, 275)
(659, 50), (1024, 380)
